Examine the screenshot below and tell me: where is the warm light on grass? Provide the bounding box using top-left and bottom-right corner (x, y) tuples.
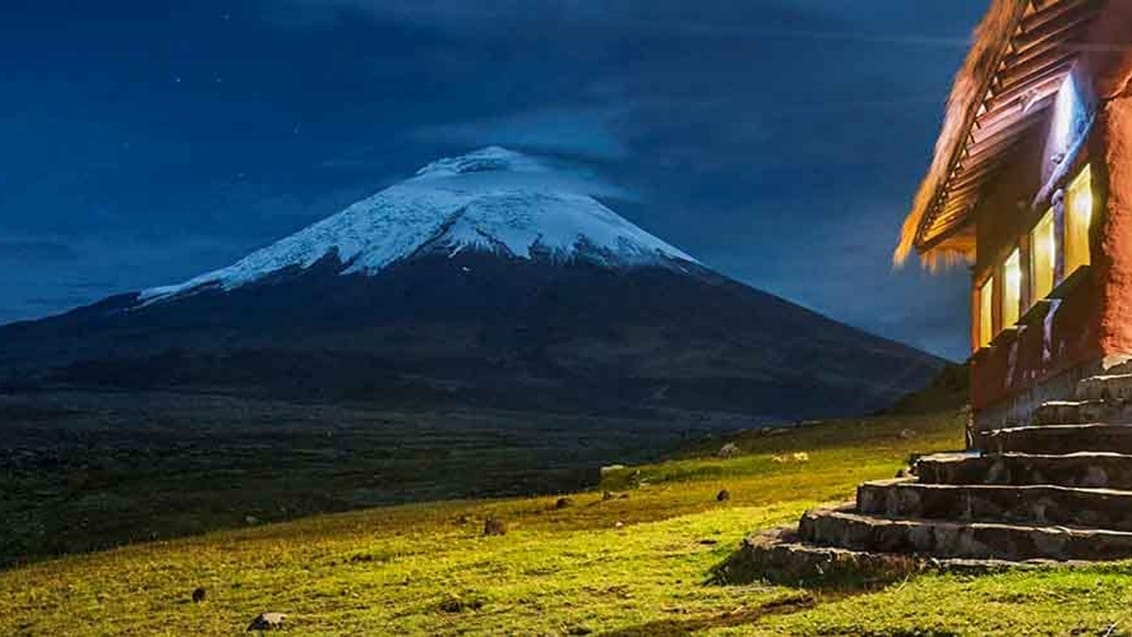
(9, 410), (1132, 634)
(0, 412), (968, 636)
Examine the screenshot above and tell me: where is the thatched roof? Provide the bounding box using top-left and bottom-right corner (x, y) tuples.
(895, 0), (1103, 269)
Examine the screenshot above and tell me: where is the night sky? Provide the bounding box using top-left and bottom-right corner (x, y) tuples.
(1, 0), (988, 360)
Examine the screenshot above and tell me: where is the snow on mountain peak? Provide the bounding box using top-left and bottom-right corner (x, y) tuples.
(413, 145), (544, 178)
(141, 147), (698, 302)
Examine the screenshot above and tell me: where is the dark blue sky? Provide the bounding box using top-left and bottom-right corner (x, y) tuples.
(1, 0), (986, 359)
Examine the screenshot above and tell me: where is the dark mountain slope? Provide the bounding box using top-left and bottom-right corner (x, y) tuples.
(0, 252), (942, 418)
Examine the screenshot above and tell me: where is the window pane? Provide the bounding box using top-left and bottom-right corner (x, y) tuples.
(1066, 165), (1094, 272)
(1031, 209), (1055, 301)
(979, 277), (994, 348)
(1003, 248), (1021, 328)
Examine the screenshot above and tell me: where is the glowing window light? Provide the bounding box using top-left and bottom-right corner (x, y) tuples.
(1003, 248), (1022, 328)
(1052, 75), (1079, 152)
(979, 277), (994, 349)
(1031, 209), (1056, 302)
(1066, 165), (1094, 272)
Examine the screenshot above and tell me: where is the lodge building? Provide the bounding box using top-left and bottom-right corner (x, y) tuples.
(896, 0), (1132, 430)
(734, 0), (1132, 571)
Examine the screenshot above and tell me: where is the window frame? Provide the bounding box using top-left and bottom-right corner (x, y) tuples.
(1029, 207), (1056, 306)
(1002, 247), (1022, 330)
(1064, 164), (1094, 274)
(972, 164), (1099, 351)
(978, 276), (994, 349)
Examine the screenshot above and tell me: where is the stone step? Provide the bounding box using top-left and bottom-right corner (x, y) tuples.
(1033, 400), (1132, 425)
(720, 526), (1060, 586)
(797, 507), (1132, 561)
(974, 424), (1132, 455)
(857, 479), (1132, 531)
(1077, 374), (1132, 403)
(916, 451), (1132, 489)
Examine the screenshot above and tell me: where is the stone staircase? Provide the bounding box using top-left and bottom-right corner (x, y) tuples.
(733, 373), (1132, 581)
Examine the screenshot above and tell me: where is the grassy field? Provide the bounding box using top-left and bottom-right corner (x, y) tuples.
(5, 408), (1132, 635)
(0, 391), (720, 565)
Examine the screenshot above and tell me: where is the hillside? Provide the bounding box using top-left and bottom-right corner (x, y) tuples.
(6, 409), (1130, 635)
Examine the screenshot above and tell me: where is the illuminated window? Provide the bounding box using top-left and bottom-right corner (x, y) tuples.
(1065, 165), (1094, 272)
(979, 277), (994, 349)
(1052, 75), (1079, 152)
(1003, 248), (1021, 328)
(1031, 209), (1056, 302)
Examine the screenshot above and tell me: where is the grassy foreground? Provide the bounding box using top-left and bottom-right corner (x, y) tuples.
(5, 409), (1132, 635)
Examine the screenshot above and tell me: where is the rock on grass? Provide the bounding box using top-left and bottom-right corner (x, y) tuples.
(718, 442), (741, 458)
(439, 595), (484, 613)
(246, 612), (286, 631)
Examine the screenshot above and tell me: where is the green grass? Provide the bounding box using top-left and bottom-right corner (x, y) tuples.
(6, 409), (1132, 635)
(0, 394), (705, 565)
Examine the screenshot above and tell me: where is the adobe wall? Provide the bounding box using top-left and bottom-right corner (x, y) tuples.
(1097, 94), (1132, 364)
(1084, 0), (1132, 365)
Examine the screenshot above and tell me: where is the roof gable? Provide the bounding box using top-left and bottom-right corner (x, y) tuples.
(896, 0), (1105, 269)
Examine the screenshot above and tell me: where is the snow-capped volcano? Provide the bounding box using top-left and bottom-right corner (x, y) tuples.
(143, 147), (695, 302)
(0, 146), (946, 419)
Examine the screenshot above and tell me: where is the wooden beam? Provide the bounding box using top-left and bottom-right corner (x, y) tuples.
(998, 37), (1075, 88)
(914, 3), (1030, 249)
(959, 138), (1024, 177)
(997, 49), (1076, 94)
(1017, 0), (1095, 36)
(976, 92), (1054, 134)
(973, 96), (1054, 142)
(913, 0), (1104, 253)
(1000, 4), (1096, 78)
(949, 168), (1000, 195)
(921, 215), (976, 253)
(985, 66), (1069, 113)
(928, 207), (971, 229)
(971, 110), (1045, 149)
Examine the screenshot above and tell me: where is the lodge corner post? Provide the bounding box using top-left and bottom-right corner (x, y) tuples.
(1087, 3), (1132, 367)
(1098, 84), (1132, 362)
(898, 0), (1132, 434)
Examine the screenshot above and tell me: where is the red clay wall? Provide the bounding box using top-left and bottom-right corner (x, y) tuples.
(970, 274), (1103, 411)
(1085, 1), (1132, 363)
(1098, 96), (1132, 361)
